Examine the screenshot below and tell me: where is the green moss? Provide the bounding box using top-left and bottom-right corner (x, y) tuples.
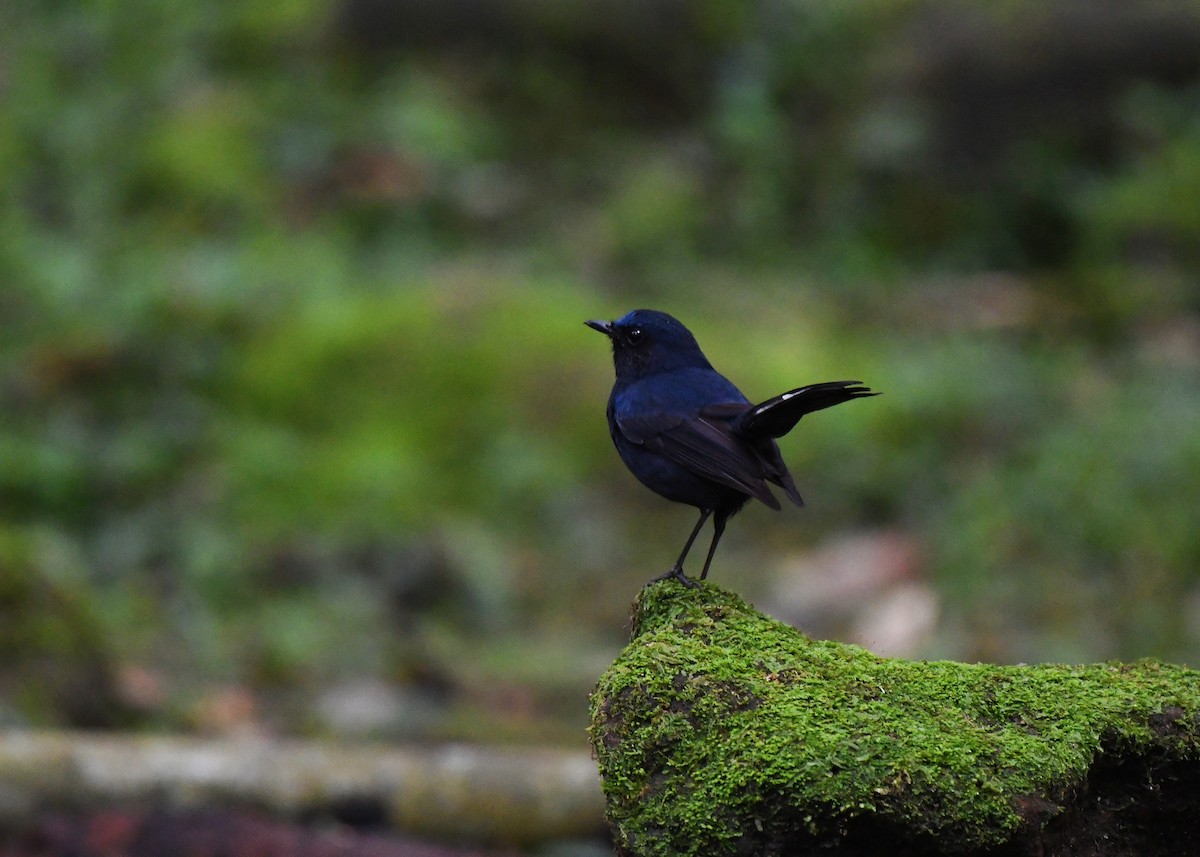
(589, 583), (1200, 856)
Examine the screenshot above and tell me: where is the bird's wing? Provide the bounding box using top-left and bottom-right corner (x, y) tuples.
(615, 405), (782, 510)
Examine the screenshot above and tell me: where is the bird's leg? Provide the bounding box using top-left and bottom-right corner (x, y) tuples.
(649, 509), (712, 588)
(698, 512), (727, 580)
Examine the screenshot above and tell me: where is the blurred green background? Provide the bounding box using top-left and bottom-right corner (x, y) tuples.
(3, 0), (1199, 745)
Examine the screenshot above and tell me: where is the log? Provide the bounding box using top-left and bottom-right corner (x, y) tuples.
(589, 583), (1200, 856)
(0, 734), (605, 847)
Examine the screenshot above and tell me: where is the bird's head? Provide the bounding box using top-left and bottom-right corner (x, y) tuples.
(585, 309), (713, 380)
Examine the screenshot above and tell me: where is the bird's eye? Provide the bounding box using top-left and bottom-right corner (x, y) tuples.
(626, 328), (644, 344)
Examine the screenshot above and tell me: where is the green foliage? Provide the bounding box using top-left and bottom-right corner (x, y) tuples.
(1, 0), (1199, 735)
(219, 280), (602, 536)
(1081, 84), (1200, 265)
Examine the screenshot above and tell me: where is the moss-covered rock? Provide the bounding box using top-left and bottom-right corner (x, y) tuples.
(589, 582), (1200, 856)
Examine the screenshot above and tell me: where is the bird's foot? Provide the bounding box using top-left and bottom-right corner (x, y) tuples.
(649, 566), (700, 589)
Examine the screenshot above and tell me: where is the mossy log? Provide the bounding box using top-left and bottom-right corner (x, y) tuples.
(589, 583), (1200, 856)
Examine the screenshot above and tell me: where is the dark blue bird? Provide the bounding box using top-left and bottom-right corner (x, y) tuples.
(586, 309), (877, 588)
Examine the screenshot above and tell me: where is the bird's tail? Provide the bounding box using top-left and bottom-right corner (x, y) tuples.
(734, 381), (878, 439)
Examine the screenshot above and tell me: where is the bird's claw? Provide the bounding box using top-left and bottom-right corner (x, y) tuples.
(649, 566), (700, 589)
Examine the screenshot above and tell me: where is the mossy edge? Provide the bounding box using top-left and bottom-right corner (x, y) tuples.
(589, 583), (1200, 856)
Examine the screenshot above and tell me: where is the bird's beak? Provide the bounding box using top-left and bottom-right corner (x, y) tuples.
(585, 319), (614, 337)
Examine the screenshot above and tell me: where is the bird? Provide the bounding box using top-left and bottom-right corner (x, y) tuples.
(586, 309), (877, 588)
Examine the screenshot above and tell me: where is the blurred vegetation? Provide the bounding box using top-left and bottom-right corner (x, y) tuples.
(2, 0), (1199, 741)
